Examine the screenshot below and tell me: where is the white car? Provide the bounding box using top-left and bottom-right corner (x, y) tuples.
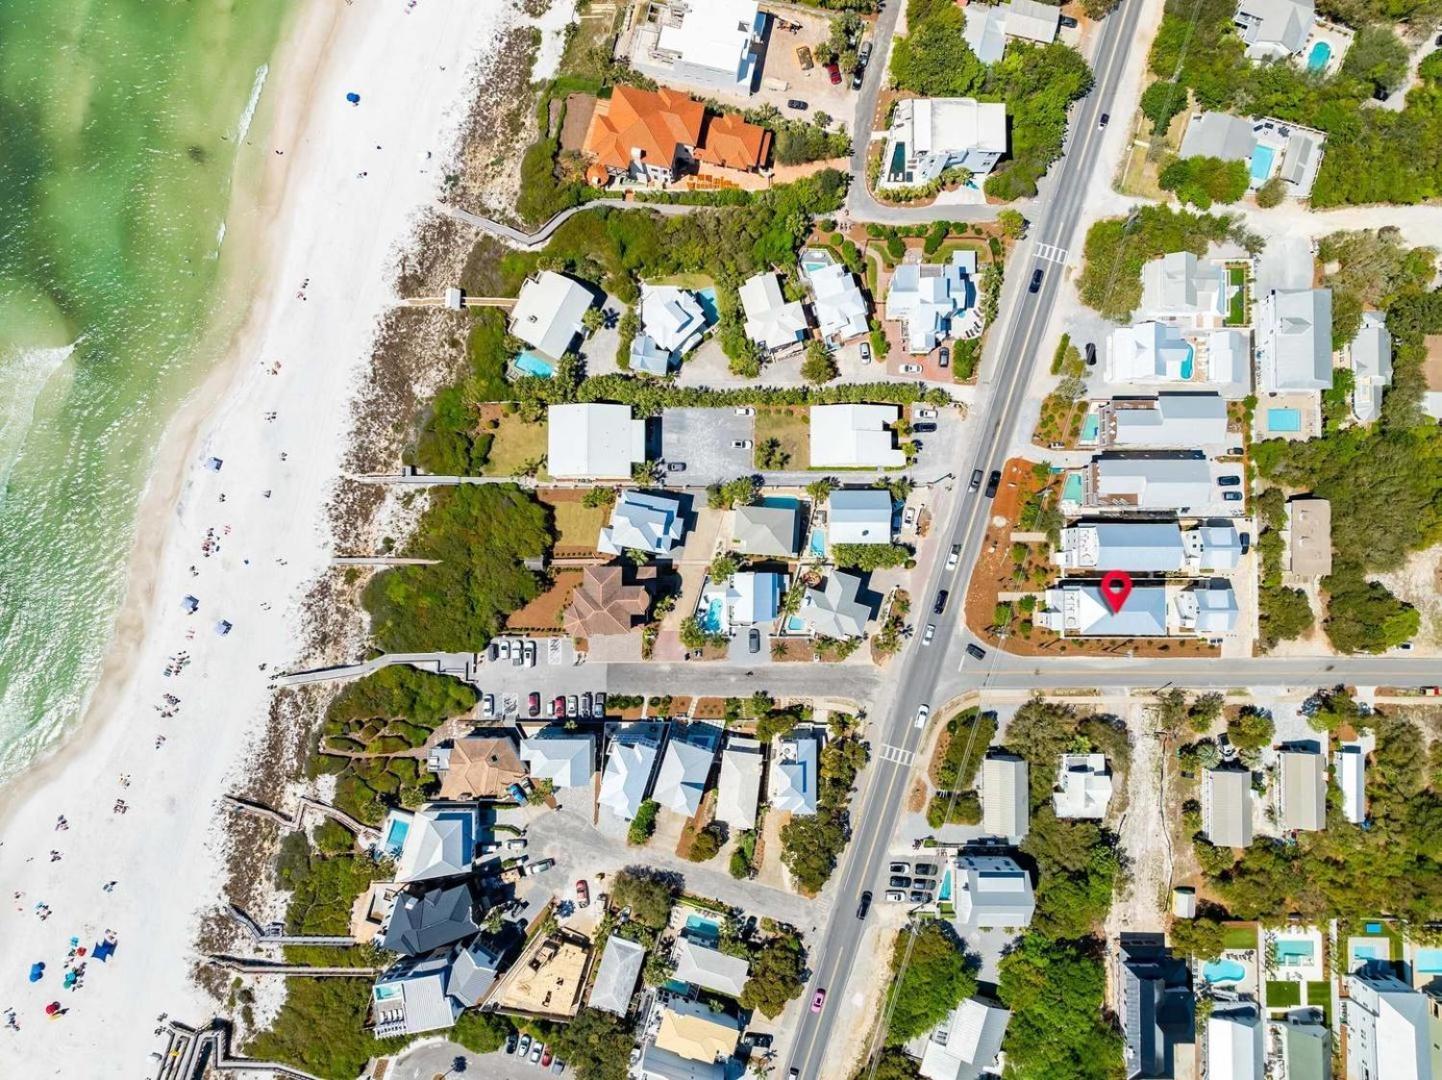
(914, 703), (930, 729)
(482, 694), (496, 718)
(903, 506), (917, 527)
(900, 363), (923, 375)
(915, 407), (938, 420)
(945, 544), (960, 572)
(923, 623), (936, 646)
(885, 890), (907, 902)
(735, 406), (755, 416)
(732, 439), (753, 450)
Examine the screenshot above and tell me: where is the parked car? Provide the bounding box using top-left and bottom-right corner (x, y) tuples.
(857, 890), (873, 918)
(507, 1033), (519, 1055)
(984, 470), (1001, 497)
(531, 1043), (544, 1065)
(860, 341), (872, 364)
(858, 40), (873, 66)
(566, 694), (578, 716)
(525, 640), (537, 667)
(482, 693), (496, 718)
(851, 65), (864, 89)
(786, 98), (808, 111)
(790, 1070), (801, 1080)
(1085, 341), (1097, 366)
(581, 691), (592, 717)
(1217, 474), (1241, 486)
(527, 858), (557, 875)
(825, 61), (841, 84)
(885, 890), (906, 902)
(909, 890), (930, 904)
(528, 691), (540, 717)
(938, 346), (950, 368)
(552, 1060), (566, 1075)
(900, 362), (923, 374)
(903, 506), (918, 527)
(889, 861), (909, 874)
(732, 439), (753, 449)
(812, 989), (828, 1012)
(594, 692), (607, 715)
(969, 468), (983, 492)
(576, 880), (589, 907)
(946, 544), (961, 571)
(1239, 532), (1251, 554)
(914, 862), (937, 876)
(914, 703), (931, 729)
(1223, 491), (1243, 502)
(1059, 13), (1078, 26)
(519, 1034), (532, 1058)
(932, 591), (949, 615)
(889, 875), (912, 889)
(1229, 445), (1245, 456)
(667, 461), (686, 472)
(748, 628), (761, 653)
(916, 406), (938, 420)
(506, 837), (527, 851)
(913, 878), (937, 891)
(1098, 112), (1110, 128)
(796, 45), (814, 70)
(923, 623), (936, 646)
(552, 695), (564, 717)
(1029, 268), (1044, 293)
(735, 406), (754, 416)
(966, 642), (987, 661)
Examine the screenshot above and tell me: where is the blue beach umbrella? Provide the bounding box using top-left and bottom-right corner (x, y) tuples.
(345, 92), (360, 105)
(28, 962), (43, 982)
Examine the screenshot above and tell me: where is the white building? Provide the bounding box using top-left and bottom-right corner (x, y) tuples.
(827, 488), (894, 545)
(1106, 322), (1196, 383)
(1053, 754), (1113, 819)
(598, 490), (686, 557)
(1179, 111), (1257, 164)
(632, 285), (707, 375)
(881, 98), (1007, 187)
(770, 733), (819, 815)
(510, 272), (596, 361)
(1256, 288), (1333, 392)
(673, 938), (750, 998)
(739, 272), (808, 352)
(716, 736), (763, 830)
(1350, 311), (1393, 423)
(1234, 0), (1314, 61)
(1345, 969), (1431, 1080)
(809, 404), (905, 468)
(1053, 521), (1187, 573)
(1092, 455), (1217, 513)
(1277, 747), (1326, 832)
(1336, 740), (1366, 824)
(1139, 251), (1230, 326)
(952, 854), (1035, 929)
(1203, 767), (1253, 848)
(1037, 582), (1169, 637)
(1108, 393), (1229, 449)
(919, 998), (1011, 1080)
(519, 731), (595, 789)
(885, 250), (980, 353)
(982, 754), (1029, 843)
(547, 403), (646, 480)
(653, 735), (716, 817)
(808, 262), (869, 343)
(963, 0), (1059, 63)
(630, 0), (766, 94)
(392, 805), (479, 884)
(1206, 1004), (1264, 1080)
(600, 733), (659, 821)
(1174, 581), (1240, 637)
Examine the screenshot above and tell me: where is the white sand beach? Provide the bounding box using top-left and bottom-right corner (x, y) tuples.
(0, 0), (523, 1071)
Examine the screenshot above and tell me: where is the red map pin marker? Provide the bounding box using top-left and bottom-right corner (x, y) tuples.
(1099, 571), (1133, 615)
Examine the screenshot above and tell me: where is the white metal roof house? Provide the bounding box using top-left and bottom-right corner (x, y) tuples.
(1233, 0), (1314, 60)
(519, 730), (595, 789)
(983, 753), (1029, 843)
(600, 733), (660, 821)
(952, 854), (1035, 930)
(1037, 582), (1170, 637)
(653, 735), (716, 817)
(1106, 322), (1196, 383)
(1345, 969), (1431, 1080)
(961, 3), (1009, 64)
(1093, 455), (1216, 513)
(885, 251), (980, 353)
(1175, 581), (1240, 636)
(732, 502), (802, 557)
(881, 98), (1008, 187)
(673, 938), (750, 998)
(810, 404), (905, 468)
(739, 273), (808, 352)
(1256, 288), (1333, 392)
(598, 490), (687, 557)
(1179, 112), (1258, 163)
(770, 732), (819, 814)
(1350, 311), (1393, 423)
(1053, 522), (1187, 573)
(630, 0), (766, 94)
(547, 403), (647, 479)
(1336, 741), (1366, 824)
(510, 271), (596, 361)
(1207, 329), (1252, 394)
(827, 488), (894, 545)
(1207, 1005), (1264, 1080)
(1054, 753), (1114, 819)
(372, 953), (462, 1037)
(725, 570), (784, 626)
(1277, 747), (1326, 832)
(1109, 393), (1229, 449)
(632, 285), (708, 375)
(589, 935), (646, 1016)
(1188, 524), (1243, 572)
(716, 736), (763, 830)
(1139, 252), (1229, 325)
(393, 804), (479, 884)
(1203, 767), (1253, 848)
(919, 998), (1011, 1080)
(802, 571), (874, 639)
(808, 262), (869, 343)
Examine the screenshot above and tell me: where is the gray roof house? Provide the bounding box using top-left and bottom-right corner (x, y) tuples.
(1256, 288), (1333, 392)
(1207, 1003), (1264, 1080)
(1109, 393), (1229, 449)
(1350, 311), (1393, 423)
(445, 937), (505, 1008)
(1175, 581), (1240, 636)
(1119, 938), (1195, 1080)
(519, 730), (595, 788)
(673, 938), (750, 997)
(1190, 524), (1243, 572)
(640, 1045), (726, 1080)
(733, 502), (802, 557)
(740, 272), (809, 352)
(653, 735), (716, 817)
(827, 488), (893, 545)
(1345, 969), (1430, 1080)
(963, 0), (1058, 64)
(716, 736), (763, 830)
(919, 997), (1012, 1080)
(599, 490), (687, 557)
(1278, 748), (1326, 832)
(770, 733), (819, 814)
(510, 271), (595, 361)
(1053, 522), (1187, 572)
(1093, 455), (1216, 512)
(600, 733), (660, 821)
(381, 881), (480, 956)
(952, 854), (1036, 930)
(1203, 767), (1253, 848)
(803, 571), (875, 638)
(372, 952), (462, 1037)
(1139, 251), (1228, 323)
(1234, 0), (1313, 59)
(1037, 582), (1169, 638)
(1180, 112), (1258, 163)
(1272, 1011), (1330, 1080)
(982, 753), (1030, 843)
(589, 935), (646, 1016)
(393, 804), (479, 884)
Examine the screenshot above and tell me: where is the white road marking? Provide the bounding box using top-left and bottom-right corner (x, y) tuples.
(877, 743), (915, 766)
(1034, 242), (1069, 266)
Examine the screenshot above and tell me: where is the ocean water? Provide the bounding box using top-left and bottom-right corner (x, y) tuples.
(0, 0), (290, 782)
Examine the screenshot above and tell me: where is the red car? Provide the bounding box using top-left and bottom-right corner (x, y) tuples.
(825, 61), (841, 85)
(576, 879), (590, 908)
(541, 1046), (554, 1068)
(811, 989), (826, 1012)
(528, 691), (541, 717)
(552, 695), (565, 717)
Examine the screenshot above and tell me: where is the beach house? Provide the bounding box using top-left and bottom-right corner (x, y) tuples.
(547, 403), (647, 480)
(881, 98), (1007, 187)
(885, 251), (980, 353)
(963, 0), (1059, 63)
(598, 490), (687, 557)
(716, 736), (763, 830)
(982, 753), (1029, 843)
(1139, 251), (1230, 326)
(380, 881), (481, 957)
(1118, 938), (1195, 1080)
(1053, 754), (1114, 819)
(801, 571), (875, 638)
(1345, 969), (1431, 1080)
(1233, 0), (1314, 60)
(808, 262), (870, 343)
(563, 563), (655, 640)
(1207, 1005), (1264, 1080)
(918, 998), (1011, 1080)
(588, 935), (646, 1017)
(628, 0), (767, 95)
(1277, 747), (1326, 832)
(770, 732), (820, 814)
(809, 404), (905, 468)
(1349, 311), (1393, 423)
(428, 734), (526, 800)
(510, 272), (596, 362)
(739, 272), (808, 353)
(951, 854), (1036, 930)
(599, 732), (660, 820)
(827, 488), (893, 546)
(1106, 322), (1195, 383)
(631, 284), (709, 375)
(519, 730), (595, 789)
(1256, 288), (1333, 392)
(392, 804), (479, 884)
(731, 501), (802, 557)
(1106, 393), (1230, 450)
(1053, 522), (1188, 573)
(1036, 582), (1169, 638)
(1203, 767), (1253, 848)
(653, 733), (716, 817)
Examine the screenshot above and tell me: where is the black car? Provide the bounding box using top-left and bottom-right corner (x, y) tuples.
(1084, 341), (1097, 366)
(966, 642), (987, 661)
(969, 468), (983, 492)
(857, 890), (873, 919)
(1098, 112), (1110, 128)
(938, 346), (950, 368)
(913, 862), (937, 876)
(889, 875), (912, 889)
(1059, 13), (1078, 26)
(909, 890), (930, 904)
(851, 66), (864, 89)
(748, 628), (761, 653)
(1239, 532), (1251, 554)
(913, 422), (936, 433)
(1029, 267), (1044, 293)
(984, 469), (1001, 497)
(933, 590), (949, 615)
(1223, 491), (1243, 502)
(1217, 474), (1241, 486)
(1373, 86), (1390, 102)
(667, 461), (686, 472)
(506, 1034), (519, 1055)
(786, 98), (807, 111)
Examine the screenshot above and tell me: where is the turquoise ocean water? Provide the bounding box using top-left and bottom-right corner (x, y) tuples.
(0, 0), (291, 782)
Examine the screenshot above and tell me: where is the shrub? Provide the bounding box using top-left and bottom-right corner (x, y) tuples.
(628, 800), (659, 846)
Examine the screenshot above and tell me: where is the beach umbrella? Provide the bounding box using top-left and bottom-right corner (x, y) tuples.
(93, 940), (116, 963)
(345, 92), (361, 105)
(28, 963), (43, 982)
(204, 457), (223, 472)
(45, 1002), (60, 1017)
(215, 620), (233, 636)
(181, 595), (199, 613)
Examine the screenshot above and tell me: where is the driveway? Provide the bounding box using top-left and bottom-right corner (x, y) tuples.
(661, 408), (757, 485)
(389, 1038), (535, 1080)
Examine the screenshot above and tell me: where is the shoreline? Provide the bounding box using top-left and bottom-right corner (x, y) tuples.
(0, 0), (520, 1070)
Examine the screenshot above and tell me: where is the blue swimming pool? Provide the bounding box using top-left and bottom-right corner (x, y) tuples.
(698, 598), (725, 634)
(1416, 948), (1442, 973)
(1250, 144), (1276, 184)
(1062, 473), (1083, 502)
(383, 817), (409, 855)
(938, 869), (953, 902)
(684, 913), (721, 942)
(1307, 40), (1332, 72)
(786, 615), (808, 633)
(696, 287), (720, 326)
(514, 351), (555, 378)
(1203, 959), (1247, 984)
(1268, 407), (1302, 432)
(1081, 414), (1100, 441)
(1180, 346), (1195, 380)
(808, 529), (826, 558)
(1276, 940), (1315, 965)
(1354, 944), (1378, 960)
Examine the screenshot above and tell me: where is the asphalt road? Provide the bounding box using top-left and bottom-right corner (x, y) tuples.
(785, 1), (1152, 1075)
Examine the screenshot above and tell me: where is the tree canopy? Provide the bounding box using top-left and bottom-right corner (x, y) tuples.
(885, 919), (978, 1044)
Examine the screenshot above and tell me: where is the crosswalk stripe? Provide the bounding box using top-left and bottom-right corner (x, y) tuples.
(1035, 242), (1069, 266)
(878, 743), (915, 767)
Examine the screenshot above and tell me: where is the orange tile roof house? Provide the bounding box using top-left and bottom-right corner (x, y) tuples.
(563, 563), (656, 639)
(582, 85), (770, 186)
(431, 736), (527, 800)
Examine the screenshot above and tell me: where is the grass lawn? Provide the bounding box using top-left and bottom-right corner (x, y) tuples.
(1222, 925), (1258, 949)
(923, 239), (987, 265)
(652, 272), (715, 289)
(1225, 264), (1247, 325)
(543, 496), (609, 555)
(1305, 980), (1332, 1023)
(481, 414), (549, 477)
(1266, 980), (1301, 1007)
(754, 407), (810, 470)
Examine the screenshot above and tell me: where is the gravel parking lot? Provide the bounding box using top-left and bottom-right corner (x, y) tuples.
(660, 407), (757, 485)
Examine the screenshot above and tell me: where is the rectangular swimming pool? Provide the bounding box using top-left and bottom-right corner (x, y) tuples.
(514, 351), (555, 378)
(808, 529), (826, 558)
(1062, 473), (1084, 502)
(1250, 144), (1276, 184)
(1268, 408), (1302, 432)
(1275, 939), (1315, 965)
(1417, 947), (1442, 973)
(1080, 414), (1100, 442)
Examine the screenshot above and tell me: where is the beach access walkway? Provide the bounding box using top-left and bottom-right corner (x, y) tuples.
(272, 650), (479, 688)
(221, 792), (382, 844)
(153, 1018), (325, 1080)
(439, 197), (702, 251)
(225, 904), (356, 948)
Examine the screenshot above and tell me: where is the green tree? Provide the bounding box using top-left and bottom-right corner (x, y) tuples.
(552, 1008), (635, 1080)
(581, 306), (605, 334)
(885, 919), (978, 1044)
(829, 542), (912, 570)
(1168, 916), (1228, 961)
(1341, 24), (1409, 94)
(1226, 707), (1274, 752)
(1023, 809), (1120, 940)
(739, 932), (807, 1018)
(628, 800), (659, 846)
(997, 208), (1028, 239)
(686, 823), (724, 861)
(802, 340), (840, 384)
(452, 1010), (515, 1054)
(1140, 79), (1188, 135)
(780, 811), (847, 892)
(611, 869), (675, 928)
(1255, 175), (1287, 208)
(1158, 155), (1250, 209)
(997, 933), (1123, 1078)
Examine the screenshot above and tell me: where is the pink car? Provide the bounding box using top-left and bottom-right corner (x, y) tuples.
(811, 989), (826, 1013)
